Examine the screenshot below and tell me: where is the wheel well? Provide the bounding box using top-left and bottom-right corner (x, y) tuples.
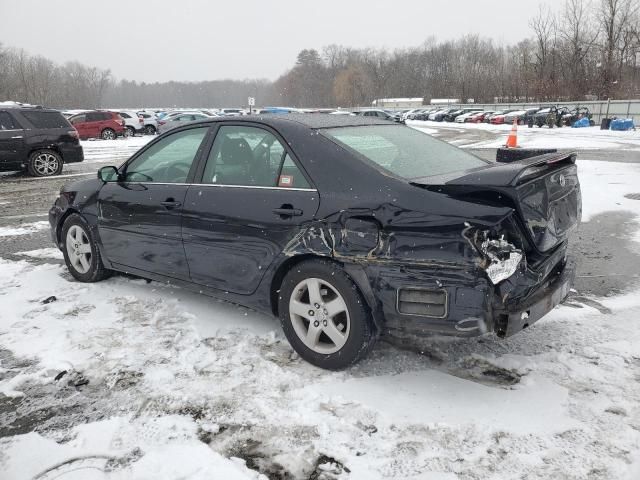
(55, 208), (78, 246)
(28, 146), (60, 159)
(270, 254), (323, 316)
(269, 254), (383, 332)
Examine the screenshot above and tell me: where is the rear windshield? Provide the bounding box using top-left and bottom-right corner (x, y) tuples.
(322, 125), (487, 179)
(21, 111), (70, 129)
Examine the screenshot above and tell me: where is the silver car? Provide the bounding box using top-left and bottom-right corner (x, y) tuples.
(157, 113), (209, 134)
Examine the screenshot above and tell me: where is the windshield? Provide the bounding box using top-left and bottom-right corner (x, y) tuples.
(323, 124), (487, 180)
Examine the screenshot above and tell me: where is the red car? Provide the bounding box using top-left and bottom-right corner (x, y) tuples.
(490, 114), (507, 125)
(469, 111), (493, 123)
(68, 111), (126, 140)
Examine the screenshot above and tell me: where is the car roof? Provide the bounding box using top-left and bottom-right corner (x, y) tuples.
(0, 105), (61, 114)
(187, 113), (393, 129)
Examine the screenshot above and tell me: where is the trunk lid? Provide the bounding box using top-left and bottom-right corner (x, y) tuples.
(414, 152), (582, 253)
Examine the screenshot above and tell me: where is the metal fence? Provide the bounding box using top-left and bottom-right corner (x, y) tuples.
(384, 99), (640, 123)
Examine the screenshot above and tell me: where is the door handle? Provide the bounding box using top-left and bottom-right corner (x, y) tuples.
(161, 200), (182, 208)
(11, 136), (23, 139)
(273, 207), (303, 217)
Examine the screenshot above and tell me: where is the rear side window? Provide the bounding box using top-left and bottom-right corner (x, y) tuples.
(21, 111), (70, 129)
(202, 125), (310, 188)
(119, 112), (131, 119)
(0, 112), (20, 130)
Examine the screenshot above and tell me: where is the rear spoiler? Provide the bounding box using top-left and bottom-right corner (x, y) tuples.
(439, 151), (577, 188)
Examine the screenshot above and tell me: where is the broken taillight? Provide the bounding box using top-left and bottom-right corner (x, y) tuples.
(463, 224), (524, 285)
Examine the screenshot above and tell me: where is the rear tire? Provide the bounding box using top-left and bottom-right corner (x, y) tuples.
(27, 149), (63, 177)
(61, 214), (111, 283)
(278, 259), (376, 370)
(126, 126), (136, 137)
(144, 125), (156, 135)
(101, 128), (116, 140)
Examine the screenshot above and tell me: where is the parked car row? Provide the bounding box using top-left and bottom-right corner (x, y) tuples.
(62, 108), (243, 140)
(403, 105), (595, 127)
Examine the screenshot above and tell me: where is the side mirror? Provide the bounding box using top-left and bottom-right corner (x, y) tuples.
(98, 166), (120, 182)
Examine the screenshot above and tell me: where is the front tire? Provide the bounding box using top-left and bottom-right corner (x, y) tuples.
(27, 149), (63, 177)
(101, 128), (116, 140)
(61, 214), (110, 282)
(278, 259), (376, 370)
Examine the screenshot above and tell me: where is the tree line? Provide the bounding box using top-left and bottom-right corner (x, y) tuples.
(1, 0), (639, 109)
(0, 44), (112, 109)
(275, 0), (640, 107)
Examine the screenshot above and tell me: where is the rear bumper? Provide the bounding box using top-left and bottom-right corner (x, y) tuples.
(60, 144), (84, 163)
(376, 249), (574, 339)
(493, 257), (574, 337)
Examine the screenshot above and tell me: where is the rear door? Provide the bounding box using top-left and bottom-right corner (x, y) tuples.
(97, 126), (211, 279)
(182, 124), (319, 294)
(0, 111), (25, 168)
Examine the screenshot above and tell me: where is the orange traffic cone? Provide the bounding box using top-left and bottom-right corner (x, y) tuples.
(506, 119), (518, 148)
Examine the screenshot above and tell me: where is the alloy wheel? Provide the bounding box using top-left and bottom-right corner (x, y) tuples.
(289, 277), (350, 354)
(102, 129), (116, 140)
(66, 225), (92, 274)
(33, 153), (59, 176)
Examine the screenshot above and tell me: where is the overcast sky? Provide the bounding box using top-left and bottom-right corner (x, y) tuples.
(0, 0), (556, 82)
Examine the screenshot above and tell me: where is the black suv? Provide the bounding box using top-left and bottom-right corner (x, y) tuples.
(0, 106), (84, 177)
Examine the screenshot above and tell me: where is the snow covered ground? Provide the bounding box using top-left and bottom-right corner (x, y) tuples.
(1, 132), (640, 479)
(81, 136), (153, 165)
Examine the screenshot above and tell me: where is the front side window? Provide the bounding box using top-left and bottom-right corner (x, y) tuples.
(323, 124), (487, 180)
(201, 125), (309, 188)
(86, 112), (102, 122)
(125, 127), (208, 183)
(69, 114), (86, 124)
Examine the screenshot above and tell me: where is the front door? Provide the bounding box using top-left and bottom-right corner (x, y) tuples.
(97, 126), (210, 279)
(182, 124), (319, 294)
(0, 111), (25, 168)
(85, 111), (105, 138)
(69, 114), (88, 139)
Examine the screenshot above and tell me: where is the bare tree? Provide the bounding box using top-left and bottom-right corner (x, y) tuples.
(598, 0), (639, 97)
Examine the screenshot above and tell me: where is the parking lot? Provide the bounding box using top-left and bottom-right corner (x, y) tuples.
(2, 123), (640, 479)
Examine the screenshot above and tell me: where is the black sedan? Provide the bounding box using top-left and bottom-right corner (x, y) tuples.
(49, 115), (581, 369)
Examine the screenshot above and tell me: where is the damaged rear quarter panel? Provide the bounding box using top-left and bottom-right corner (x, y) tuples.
(279, 179), (517, 334)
